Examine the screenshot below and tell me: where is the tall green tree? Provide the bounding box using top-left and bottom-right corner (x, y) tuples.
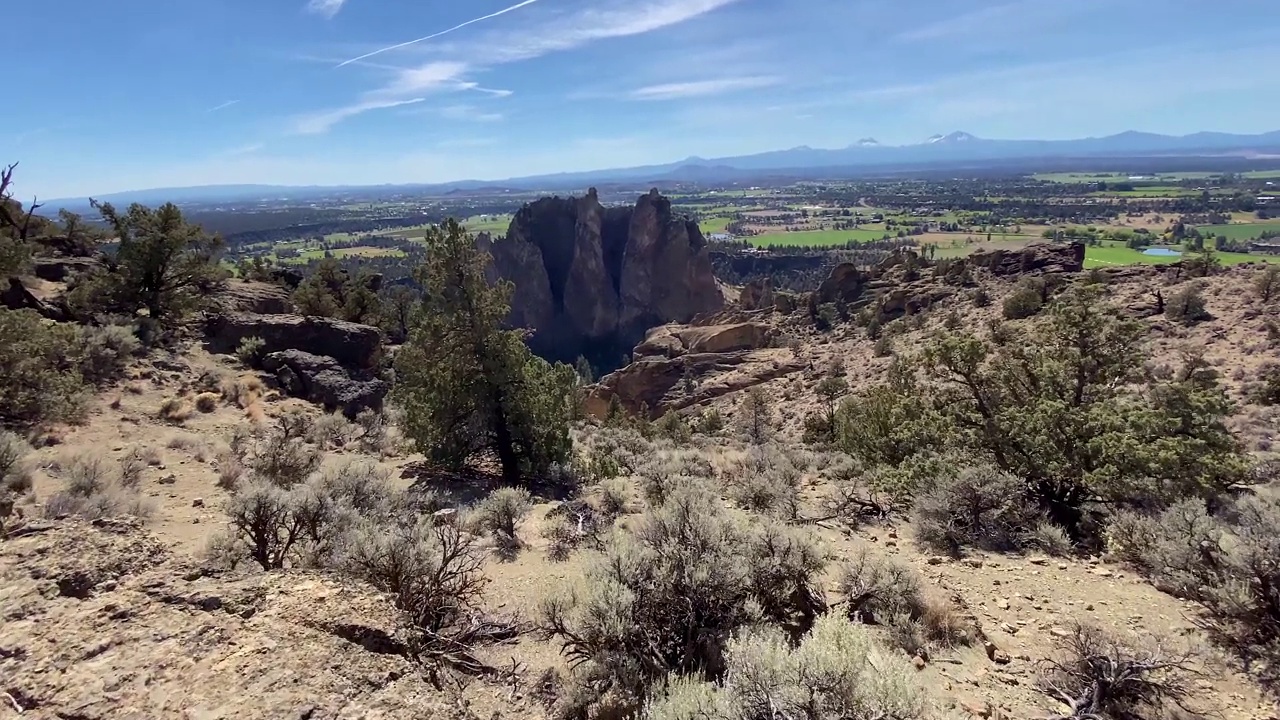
(90, 201), (225, 322)
(0, 163), (38, 278)
(393, 219), (575, 484)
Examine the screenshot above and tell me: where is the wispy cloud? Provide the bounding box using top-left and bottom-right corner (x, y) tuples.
(219, 142), (266, 157)
(206, 99), (241, 113)
(893, 0), (1101, 43)
(294, 97), (428, 135)
(629, 76), (779, 100)
(307, 0), (741, 132)
(335, 0), (541, 68)
(439, 104), (505, 122)
(306, 0), (346, 19)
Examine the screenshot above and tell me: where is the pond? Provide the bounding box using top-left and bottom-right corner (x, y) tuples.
(1142, 247), (1183, 257)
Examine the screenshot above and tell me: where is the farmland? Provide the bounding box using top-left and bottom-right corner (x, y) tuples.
(1196, 220), (1280, 241)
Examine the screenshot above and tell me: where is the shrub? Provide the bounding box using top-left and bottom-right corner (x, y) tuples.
(1250, 364), (1280, 406)
(472, 486), (532, 540)
(0, 431), (33, 495)
(598, 477), (630, 516)
(1024, 521), (1073, 557)
(75, 324), (140, 385)
(224, 480), (311, 570)
(1257, 265), (1280, 303)
(1106, 497), (1280, 688)
(1164, 283), (1210, 324)
(840, 548), (969, 656)
(314, 458), (397, 515)
(922, 286), (1247, 543)
(725, 446), (802, 520)
(158, 397), (193, 424)
(644, 614), (938, 720)
(251, 431), (323, 488)
(215, 449), (246, 490)
(972, 285), (991, 307)
(912, 465), (1040, 554)
(63, 452), (115, 497)
(691, 408), (725, 436)
(1038, 624), (1200, 720)
(43, 484), (154, 521)
(655, 410), (692, 444)
(0, 308), (89, 427)
(343, 518), (487, 636)
(747, 521), (828, 633)
(1003, 280), (1045, 319)
(191, 392), (219, 413)
(309, 412), (356, 449)
(354, 408), (388, 453)
(541, 482), (802, 716)
(118, 446), (149, 488)
(236, 336), (268, 368)
(872, 335), (893, 358)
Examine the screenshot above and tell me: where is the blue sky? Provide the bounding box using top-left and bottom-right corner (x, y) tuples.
(6, 0), (1280, 198)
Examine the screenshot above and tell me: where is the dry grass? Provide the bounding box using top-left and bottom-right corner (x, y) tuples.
(158, 397), (194, 424)
(194, 392), (220, 413)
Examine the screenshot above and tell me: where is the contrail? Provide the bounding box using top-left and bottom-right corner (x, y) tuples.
(336, 0), (540, 68)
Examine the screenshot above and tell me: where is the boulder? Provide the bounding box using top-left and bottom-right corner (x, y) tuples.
(262, 350), (388, 418)
(739, 278), (777, 311)
(205, 313), (382, 369)
(635, 323), (773, 359)
(810, 263), (868, 307)
(216, 281), (293, 315)
(32, 257), (102, 282)
(584, 348), (804, 419)
(484, 188), (723, 363)
(1, 277), (69, 320)
(967, 242), (1085, 276)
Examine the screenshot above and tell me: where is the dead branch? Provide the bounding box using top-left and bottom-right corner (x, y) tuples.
(1038, 623), (1202, 720)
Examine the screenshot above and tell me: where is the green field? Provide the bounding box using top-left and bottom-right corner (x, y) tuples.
(292, 246), (406, 262)
(1083, 243), (1280, 268)
(700, 216), (735, 234)
(462, 214), (512, 234)
(746, 228), (896, 247)
(1196, 221), (1280, 241)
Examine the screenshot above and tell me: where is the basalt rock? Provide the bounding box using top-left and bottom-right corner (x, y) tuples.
(262, 350), (388, 418)
(215, 281), (293, 315)
(483, 188), (723, 366)
(967, 242), (1085, 276)
(204, 313), (381, 370)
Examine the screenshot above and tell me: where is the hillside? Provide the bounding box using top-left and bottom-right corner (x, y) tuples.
(5, 165), (1280, 720)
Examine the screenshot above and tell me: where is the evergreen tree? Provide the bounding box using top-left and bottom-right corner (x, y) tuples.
(89, 200), (225, 322)
(393, 219), (575, 484)
(737, 387), (774, 445)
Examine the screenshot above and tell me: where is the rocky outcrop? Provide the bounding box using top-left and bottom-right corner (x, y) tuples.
(262, 350), (388, 417)
(967, 242), (1085, 276)
(204, 313), (381, 369)
(584, 320), (797, 419)
(739, 278), (777, 311)
(484, 188), (723, 364)
(31, 256), (102, 282)
(634, 322), (774, 359)
(1, 277), (70, 320)
(216, 281), (293, 315)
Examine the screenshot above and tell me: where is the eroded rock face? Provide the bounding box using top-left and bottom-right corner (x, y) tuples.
(204, 313), (382, 369)
(484, 188), (723, 366)
(967, 242), (1085, 276)
(215, 281), (293, 315)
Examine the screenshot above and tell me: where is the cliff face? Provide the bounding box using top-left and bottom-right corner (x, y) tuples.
(485, 188), (723, 367)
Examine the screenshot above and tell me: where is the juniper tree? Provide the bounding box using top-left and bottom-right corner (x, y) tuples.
(393, 219), (575, 484)
(88, 200), (225, 322)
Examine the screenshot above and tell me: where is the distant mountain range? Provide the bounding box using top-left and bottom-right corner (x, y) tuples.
(49, 129), (1280, 207)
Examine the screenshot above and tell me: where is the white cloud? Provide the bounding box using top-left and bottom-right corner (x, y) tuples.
(439, 104), (505, 122)
(306, 0), (346, 19)
(629, 76), (779, 100)
(305, 0), (742, 132)
(206, 99), (241, 113)
(335, 0), (541, 67)
(294, 97), (428, 135)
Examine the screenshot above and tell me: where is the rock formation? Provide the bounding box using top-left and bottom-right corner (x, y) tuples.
(583, 321), (802, 419)
(482, 188), (723, 367)
(204, 313), (382, 370)
(262, 350), (388, 417)
(966, 242), (1085, 276)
